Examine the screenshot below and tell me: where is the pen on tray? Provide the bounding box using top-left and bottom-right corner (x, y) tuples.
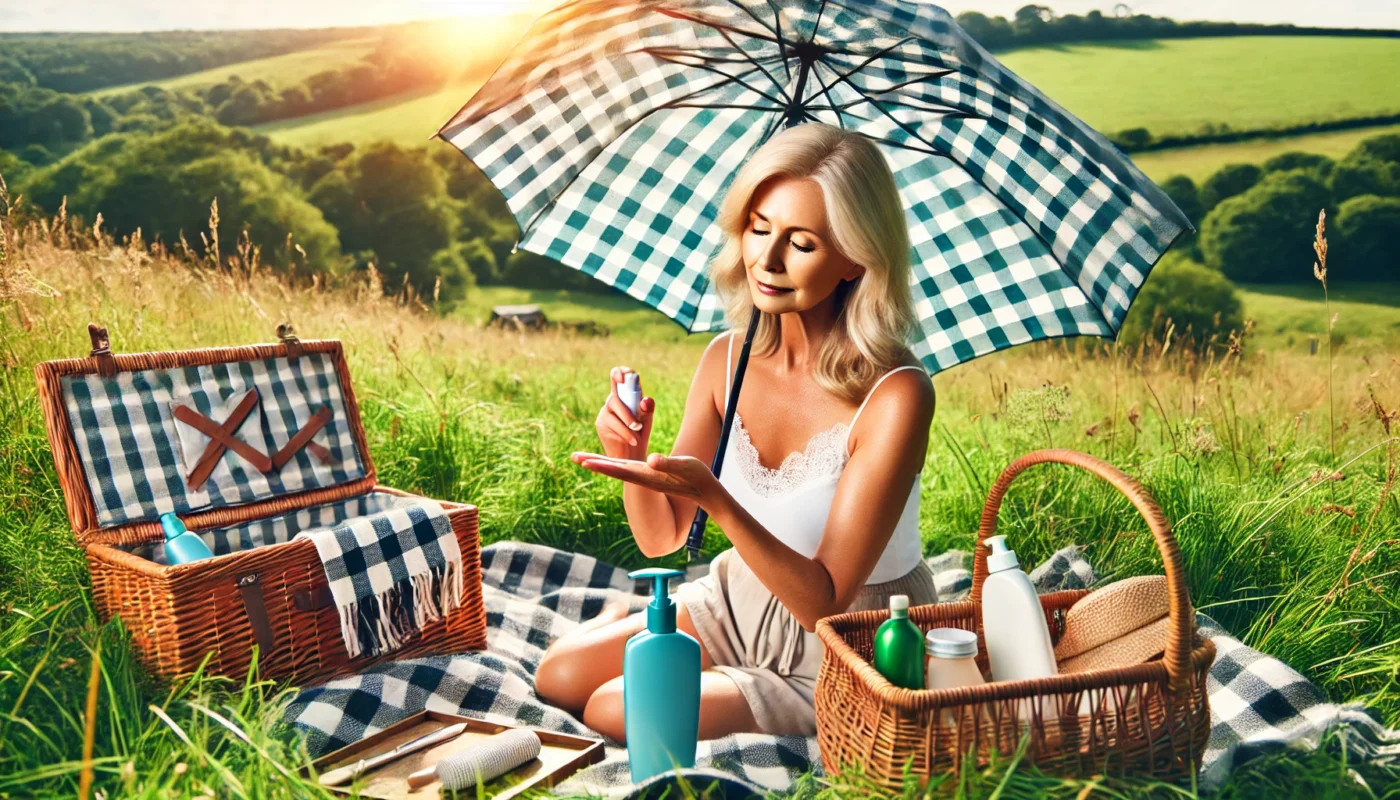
(316, 722), (469, 787)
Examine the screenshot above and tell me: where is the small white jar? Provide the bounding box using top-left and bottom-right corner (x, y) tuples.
(925, 628), (986, 691)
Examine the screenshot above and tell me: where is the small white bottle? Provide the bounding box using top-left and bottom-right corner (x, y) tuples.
(980, 535), (1058, 683)
(619, 372), (642, 418)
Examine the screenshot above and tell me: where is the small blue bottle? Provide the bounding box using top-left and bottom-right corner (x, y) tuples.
(161, 513), (213, 565)
(623, 568), (700, 783)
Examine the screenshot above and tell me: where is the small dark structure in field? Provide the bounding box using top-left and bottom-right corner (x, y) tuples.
(488, 304), (609, 337)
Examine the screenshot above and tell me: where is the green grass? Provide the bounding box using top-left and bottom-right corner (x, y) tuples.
(90, 37), (382, 97)
(253, 78), (488, 148)
(1, 220), (1398, 797)
(998, 37), (1400, 138)
(1239, 282), (1400, 353)
(1130, 124), (1400, 183)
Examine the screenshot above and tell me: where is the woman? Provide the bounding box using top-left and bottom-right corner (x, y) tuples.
(534, 122), (937, 742)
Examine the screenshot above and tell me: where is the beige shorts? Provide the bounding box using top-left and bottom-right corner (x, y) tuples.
(672, 547), (939, 736)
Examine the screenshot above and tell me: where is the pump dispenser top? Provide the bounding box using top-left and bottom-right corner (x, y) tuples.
(631, 567), (681, 633)
(985, 535), (1020, 573)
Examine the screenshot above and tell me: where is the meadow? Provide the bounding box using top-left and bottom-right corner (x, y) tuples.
(1, 191), (1398, 798)
(1130, 125), (1400, 184)
(996, 37), (1400, 137)
(253, 78), (490, 149)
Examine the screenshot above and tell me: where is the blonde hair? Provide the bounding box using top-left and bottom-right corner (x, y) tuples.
(710, 122), (917, 404)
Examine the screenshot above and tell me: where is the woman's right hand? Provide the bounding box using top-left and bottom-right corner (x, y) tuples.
(595, 366), (655, 460)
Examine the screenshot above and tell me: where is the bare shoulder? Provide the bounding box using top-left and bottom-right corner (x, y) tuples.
(849, 355), (935, 458)
(869, 357), (935, 422)
(695, 330), (737, 415)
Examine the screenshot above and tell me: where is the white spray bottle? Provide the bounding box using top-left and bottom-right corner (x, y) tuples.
(980, 535), (1058, 683)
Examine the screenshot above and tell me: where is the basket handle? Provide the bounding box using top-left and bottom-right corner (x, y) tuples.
(969, 449), (1194, 694)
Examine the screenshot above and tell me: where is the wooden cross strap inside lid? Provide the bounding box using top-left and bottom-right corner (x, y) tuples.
(173, 390), (335, 491)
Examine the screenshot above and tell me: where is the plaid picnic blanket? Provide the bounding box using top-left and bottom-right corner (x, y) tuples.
(293, 499), (465, 660)
(284, 542), (1400, 796)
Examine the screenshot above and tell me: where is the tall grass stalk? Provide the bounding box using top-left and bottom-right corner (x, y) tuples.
(1313, 208), (1335, 462)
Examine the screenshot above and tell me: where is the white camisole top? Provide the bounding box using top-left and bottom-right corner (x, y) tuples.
(716, 332), (926, 585)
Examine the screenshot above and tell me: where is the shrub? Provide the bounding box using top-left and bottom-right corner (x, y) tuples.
(1119, 254), (1245, 349)
(1329, 157), (1400, 202)
(1200, 162), (1263, 211)
(1334, 195), (1400, 280)
(1263, 151), (1334, 177)
(1199, 169), (1332, 283)
(1346, 132), (1400, 165)
(1159, 175), (1204, 226)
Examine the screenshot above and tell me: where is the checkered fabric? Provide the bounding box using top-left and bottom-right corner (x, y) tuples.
(293, 498), (465, 660)
(60, 352), (366, 527)
(124, 492), (415, 565)
(285, 542), (1396, 796)
(438, 0), (1190, 372)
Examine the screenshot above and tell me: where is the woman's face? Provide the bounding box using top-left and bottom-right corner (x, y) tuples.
(741, 177), (864, 314)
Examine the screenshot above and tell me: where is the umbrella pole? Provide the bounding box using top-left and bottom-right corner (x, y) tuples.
(684, 305), (761, 561)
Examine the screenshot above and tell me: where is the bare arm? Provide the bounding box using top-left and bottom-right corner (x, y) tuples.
(622, 333), (732, 557)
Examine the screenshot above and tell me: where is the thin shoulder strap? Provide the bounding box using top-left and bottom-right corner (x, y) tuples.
(725, 330), (736, 399)
(843, 365), (927, 452)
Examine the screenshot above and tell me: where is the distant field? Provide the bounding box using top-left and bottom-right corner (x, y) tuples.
(255, 78), (488, 147)
(1130, 124), (1400, 183)
(1239, 282), (1400, 353)
(452, 282), (1400, 355)
(92, 36), (380, 97)
(998, 36), (1400, 137)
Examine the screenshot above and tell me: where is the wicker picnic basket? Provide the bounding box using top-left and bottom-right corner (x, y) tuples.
(35, 323), (488, 684)
(814, 450), (1215, 788)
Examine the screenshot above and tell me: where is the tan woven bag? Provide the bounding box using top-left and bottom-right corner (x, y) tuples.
(814, 450), (1215, 788)
(35, 323), (488, 684)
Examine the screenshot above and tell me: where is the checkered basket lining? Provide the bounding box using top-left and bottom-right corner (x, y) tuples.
(121, 491), (416, 565)
(61, 352), (366, 528)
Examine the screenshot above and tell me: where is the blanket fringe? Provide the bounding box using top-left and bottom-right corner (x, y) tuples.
(338, 561), (465, 659)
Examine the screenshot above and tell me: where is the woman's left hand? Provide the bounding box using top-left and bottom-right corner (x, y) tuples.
(571, 451), (726, 509)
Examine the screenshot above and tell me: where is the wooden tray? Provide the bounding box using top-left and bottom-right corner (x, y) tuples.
(307, 711), (606, 798)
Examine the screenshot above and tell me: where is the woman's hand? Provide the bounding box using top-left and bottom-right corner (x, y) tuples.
(595, 366), (655, 460)
(571, 452), (726, 511)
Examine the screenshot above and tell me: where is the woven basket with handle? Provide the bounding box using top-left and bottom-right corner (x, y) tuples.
(814, 450), (1215, 787)
(35, 324), (488, 684)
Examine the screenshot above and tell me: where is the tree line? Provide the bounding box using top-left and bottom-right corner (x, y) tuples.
(0, 29), (365, 94)
(954, 5), (1400, 53)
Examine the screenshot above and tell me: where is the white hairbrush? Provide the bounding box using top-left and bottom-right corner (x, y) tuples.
(407, 728), (542, 791)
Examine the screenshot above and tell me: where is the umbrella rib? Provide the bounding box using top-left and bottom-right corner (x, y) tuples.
(823, 37), (948, 86)
(641, 50), (789, 107)
(707, 25), (793, 106)
(719, 0), (780, 40)
(761, 0), (792, 82)
(828, 70), (949, 157)
(810, 0), (831, 41)
(809, 62), (848, 129)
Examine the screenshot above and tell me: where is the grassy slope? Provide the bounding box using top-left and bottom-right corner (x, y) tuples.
(1130, 124), (1400, 183)
(997, 36), (1400, 137)
(253, 78), (487, 148)
(90, 36), (382, 97)
(1, 218), (1397, 797)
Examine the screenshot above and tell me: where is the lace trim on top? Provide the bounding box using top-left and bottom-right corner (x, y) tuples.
(729, 411), (850, 498)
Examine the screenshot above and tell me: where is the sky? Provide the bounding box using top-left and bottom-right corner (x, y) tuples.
(0, 0), (1396, 33)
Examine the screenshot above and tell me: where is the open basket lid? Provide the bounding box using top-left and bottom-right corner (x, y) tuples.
(34, 323), (377, 547)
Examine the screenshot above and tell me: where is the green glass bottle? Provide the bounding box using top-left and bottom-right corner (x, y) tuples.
(872, 594), (925, 689)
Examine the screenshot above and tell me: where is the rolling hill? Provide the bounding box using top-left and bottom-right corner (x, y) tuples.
(91, 35), (382, 97)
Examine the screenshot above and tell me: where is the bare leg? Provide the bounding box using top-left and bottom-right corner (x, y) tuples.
(582, 671), (762, 744)
(535, 604), (715, 715)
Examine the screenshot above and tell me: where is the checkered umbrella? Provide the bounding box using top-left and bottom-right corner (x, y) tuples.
(436, 0), (1192, 557)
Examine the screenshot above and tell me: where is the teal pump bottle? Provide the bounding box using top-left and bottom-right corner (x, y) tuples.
(623, 568), (700, 783)
(161, 513), (213, 565)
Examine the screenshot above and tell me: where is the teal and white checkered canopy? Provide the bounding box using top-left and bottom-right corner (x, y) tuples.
(437, 0), (1191, 373)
